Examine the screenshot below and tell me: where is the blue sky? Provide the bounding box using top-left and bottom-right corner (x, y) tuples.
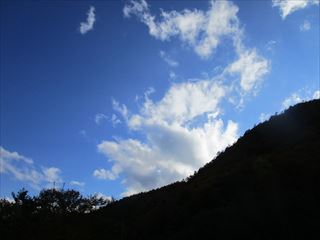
(1, 0), (319, 199)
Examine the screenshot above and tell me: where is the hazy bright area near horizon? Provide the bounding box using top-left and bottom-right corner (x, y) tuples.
(1, 0), (319, 200)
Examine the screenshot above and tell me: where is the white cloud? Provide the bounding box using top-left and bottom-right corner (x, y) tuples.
(93, 167), (118, 180)
(94, 192), (113, 202)
(0, 147), (33, 164)
(94, 78), (239, 196)
(259, 89), (319, 121)
(92, 0), (271, 196)
(43, 167), (61, 184)
(272, 0), (319, 19)
(159, 50), (179, 67)
(259, 113), (271, 123)
(282, 93), (303, 110)
(111, 114), (121, 127)
(112, 99), (129, 120)
(266, 40), (277, 52)
(124, 0), (269, 96)
(300, 20), (311, 31)
(313, 90), (320, 99)
(98, 123), (238, 196)
(135, 88), (155, 104)
(124, 0), (241, 59)
(123, 0), (148, 18)
(79, 6), (96, 34)
(0, 147), (63, 189)
(97, 118), (238, 196)
(227, 49), (270, 92)
(281, 89), (319, 110)
(70, 180), (85, 187)
(135, 81), (225, 125)
(95, 113), (121, 127)
(95, 113), (108, 125)
(5, 197), (15, 203)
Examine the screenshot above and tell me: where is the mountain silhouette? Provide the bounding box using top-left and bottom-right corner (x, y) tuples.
(1, 99), (320, 239)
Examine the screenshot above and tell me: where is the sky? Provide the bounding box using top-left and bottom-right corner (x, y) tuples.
(1, 0), (319, 199)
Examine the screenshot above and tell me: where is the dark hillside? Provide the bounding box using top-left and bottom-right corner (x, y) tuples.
(1, 99), (320, 239)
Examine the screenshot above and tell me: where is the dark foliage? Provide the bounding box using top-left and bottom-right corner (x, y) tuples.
(1, 99), (320, 239)
(0, 188), (111, 239)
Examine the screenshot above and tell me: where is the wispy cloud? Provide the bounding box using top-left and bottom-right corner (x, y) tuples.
(124, 0), (269, 96)
(265, 40), (277, 52)
(112, 99), (129, 121)
(226, 49), (269, 93)
(79, 130), (87, 137)
(79, 6), (96, 34)
(272, 0), (319, 19)
(124, 0), (240, 59)
(159, 50), (179, 67)
(313, 90), (320, 99)
(300, 20), (311, 31)
(111, 114), (121, 127)
(94, 192), (113, 202)
(94, 113), (108, 125)
(281, 89), (320, 110)
(70, 180), (85, 187)
(0, 147), (63, 190)
(0, 147), (33, 164)
(93, 167), (119, 180)
(43, 167), (61, 184)
(94, 113), (121, 127)
(259, 113), (271, 123)
(259, 89), (319, 123)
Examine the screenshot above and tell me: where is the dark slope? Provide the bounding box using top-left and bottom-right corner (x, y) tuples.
(3, 100), (320, 239)
(84, 99), (320, 240)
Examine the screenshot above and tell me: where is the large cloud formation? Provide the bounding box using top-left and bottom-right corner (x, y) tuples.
(94, 0), (270, 196)
(97, 81), (238, 196)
